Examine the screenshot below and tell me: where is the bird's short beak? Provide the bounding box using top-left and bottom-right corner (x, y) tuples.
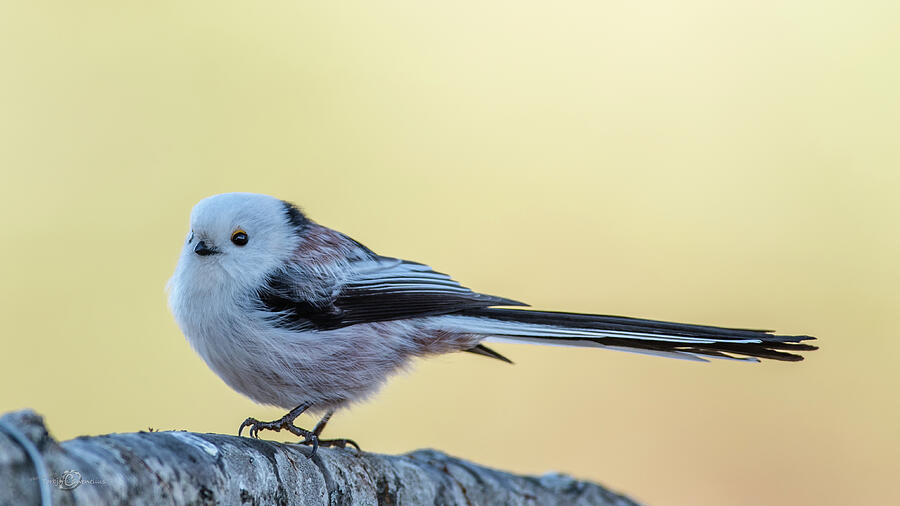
(194, 241), (218, 256)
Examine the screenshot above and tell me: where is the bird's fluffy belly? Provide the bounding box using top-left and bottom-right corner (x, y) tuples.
(189, 316), (481, 412)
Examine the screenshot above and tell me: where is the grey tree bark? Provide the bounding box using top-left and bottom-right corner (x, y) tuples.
(0, 410), (640, 505)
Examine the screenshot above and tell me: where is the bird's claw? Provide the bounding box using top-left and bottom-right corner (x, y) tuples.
(237, 405), (358, 458)
(237, 417), (327, 456)
(237, 417), (254, 438)
(295, 436), (361, 458)
(303, 434), (319, 456)
(299, 438), (360, 451)
(238, 417), (281, 439)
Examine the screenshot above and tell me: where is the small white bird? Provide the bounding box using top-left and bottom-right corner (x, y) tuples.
(168, 192), (816, 453)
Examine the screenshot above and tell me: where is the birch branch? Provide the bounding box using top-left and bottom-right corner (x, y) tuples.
(0, 410), (639, 505)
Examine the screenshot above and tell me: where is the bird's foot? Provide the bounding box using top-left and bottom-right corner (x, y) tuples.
(238, 415), (314, 440)
(292, 409), (361, 452)
(238, 415), (325, 456)
(296, 437), (360, 451)
(237, 404), (359, 458)
(238, 402), (313, 439)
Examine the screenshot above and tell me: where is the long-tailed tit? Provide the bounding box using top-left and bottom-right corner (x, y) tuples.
(168, 192), (816, 453)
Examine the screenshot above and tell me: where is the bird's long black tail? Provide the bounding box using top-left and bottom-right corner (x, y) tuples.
(454, 308), (817, 362)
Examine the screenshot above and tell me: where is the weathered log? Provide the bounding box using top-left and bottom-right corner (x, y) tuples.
(0, 410), (639, 505)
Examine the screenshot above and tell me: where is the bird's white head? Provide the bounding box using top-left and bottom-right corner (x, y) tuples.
(168, 192), (305, 302)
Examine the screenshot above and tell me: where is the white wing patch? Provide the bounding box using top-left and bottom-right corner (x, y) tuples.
(349, 259), (468, 291)
(345, 258), (517, 301)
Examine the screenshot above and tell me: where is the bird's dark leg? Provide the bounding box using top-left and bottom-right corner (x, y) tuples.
(237, 404), (359, 457)
(296, 410), (360, 451)
(238, 402), (318, 451)
(311, 410), (334, 436)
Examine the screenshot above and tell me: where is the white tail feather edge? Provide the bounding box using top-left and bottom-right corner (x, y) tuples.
(436, 316), (761, 363)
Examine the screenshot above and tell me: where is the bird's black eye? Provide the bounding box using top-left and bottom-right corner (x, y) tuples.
(231, 229), (249, 246)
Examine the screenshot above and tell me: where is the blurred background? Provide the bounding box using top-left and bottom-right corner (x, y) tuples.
(1, 1), (898, 504)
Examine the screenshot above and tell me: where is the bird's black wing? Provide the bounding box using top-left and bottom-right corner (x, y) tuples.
(258, 254), (817, 363)
(258, 256), (526, 331)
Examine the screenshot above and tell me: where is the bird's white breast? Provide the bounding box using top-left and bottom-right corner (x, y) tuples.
(168, 260), (419, 411)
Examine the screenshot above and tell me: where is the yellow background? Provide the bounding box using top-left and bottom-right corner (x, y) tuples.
(1, 2), (898, 504)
